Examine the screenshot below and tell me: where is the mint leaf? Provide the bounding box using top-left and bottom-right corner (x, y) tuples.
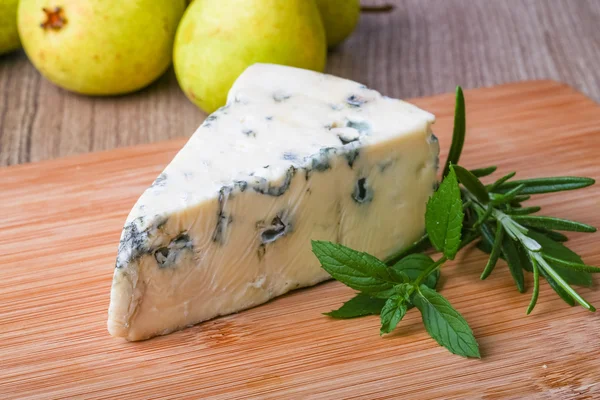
(325, 294), (386, 319)
(380, 296), (408, 335)
(413, 285), (480, 358)
(391, 254), (439, 289)
(425, 166), (464, 259)
(312, 241), (398, 298)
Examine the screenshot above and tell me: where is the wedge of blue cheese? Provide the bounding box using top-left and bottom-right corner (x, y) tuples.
(108, 64), (439, 340)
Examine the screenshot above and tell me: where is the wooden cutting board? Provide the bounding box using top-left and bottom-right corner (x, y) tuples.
(1, 80), (599, 399)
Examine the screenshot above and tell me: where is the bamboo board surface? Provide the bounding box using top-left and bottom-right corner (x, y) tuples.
(1, 81), (599, 399)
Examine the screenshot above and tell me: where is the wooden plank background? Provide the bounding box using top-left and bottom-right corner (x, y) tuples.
(1, 80), (599, 399)
(1, 0), (600, 166)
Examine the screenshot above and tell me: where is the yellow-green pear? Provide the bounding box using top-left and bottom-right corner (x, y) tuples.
(316, 0), (360, 47)
(0, 0), (20, 54)
(18, 0), (186, 95)
(173, 0), (327, 114)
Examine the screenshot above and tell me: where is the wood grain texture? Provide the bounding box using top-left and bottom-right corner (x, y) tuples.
(1, 0), (599, 166)
(1, 81), (600, 399)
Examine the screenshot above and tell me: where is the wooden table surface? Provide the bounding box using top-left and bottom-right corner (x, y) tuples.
(2, 79), (600, 400)
(1, 0), (599, 167)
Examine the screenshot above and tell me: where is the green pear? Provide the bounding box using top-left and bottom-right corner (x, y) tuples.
(18, 0), (186, 95)
(173, 0), (327, 114)
(316, 0), (360, 47)
(0, 0), (20, 54)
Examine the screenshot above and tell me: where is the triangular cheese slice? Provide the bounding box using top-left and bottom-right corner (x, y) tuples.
(108, 64), (439, 340)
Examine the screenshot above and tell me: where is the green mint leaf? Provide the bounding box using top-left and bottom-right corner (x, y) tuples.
(312, 241), (395, 298)
(413, 285), (480, 358)
(495, 176), (595, 195)
(487, 172), (517, 192)
(325, 294), (387, 319)
(454, 165), (489, 204)
(391, 254), (439, 289)
(384, 233), (431, 266)
(425, 166), (464, 259)
(480, 222), (504, 280)
(500, 235), (526, 293)
(505, 206), (542, 216)
(527, 231), (592, 287)
(380, 296), (408, 335)
(442, 87), (466, 178)
(470, 166), (497, 178)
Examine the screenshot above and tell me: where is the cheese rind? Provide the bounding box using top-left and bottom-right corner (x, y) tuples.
(108, 64), (439, 341)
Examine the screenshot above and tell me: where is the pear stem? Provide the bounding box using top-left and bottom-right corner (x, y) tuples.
(360, 4), (395, 13)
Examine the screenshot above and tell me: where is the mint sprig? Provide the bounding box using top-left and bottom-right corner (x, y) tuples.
(312, 86), (597, 358)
